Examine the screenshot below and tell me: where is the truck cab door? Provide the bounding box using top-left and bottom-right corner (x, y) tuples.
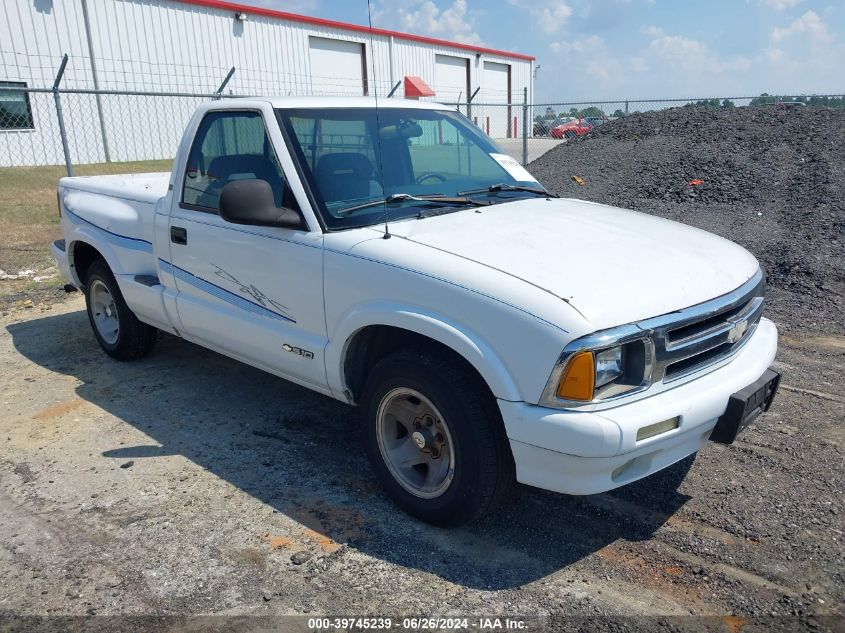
(166, 109), (327, 391)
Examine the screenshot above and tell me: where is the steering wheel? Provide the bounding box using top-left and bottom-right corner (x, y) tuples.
(415, 172), (447, 185)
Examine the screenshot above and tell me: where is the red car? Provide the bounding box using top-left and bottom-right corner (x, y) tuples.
(550, 117), (593, 139)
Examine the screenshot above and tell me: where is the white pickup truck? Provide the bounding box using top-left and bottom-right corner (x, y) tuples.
(52, 97), (780, 526)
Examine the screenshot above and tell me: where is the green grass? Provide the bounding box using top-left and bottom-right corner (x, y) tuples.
(0, 159), (172, 297)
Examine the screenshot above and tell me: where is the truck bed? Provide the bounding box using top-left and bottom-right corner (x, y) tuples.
(56, 171), (175, 332)
(59, 172), (170, 204)
(58, 172), (169, 250)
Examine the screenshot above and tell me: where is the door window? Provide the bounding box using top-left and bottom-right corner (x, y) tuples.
(181, 111), (293, 212)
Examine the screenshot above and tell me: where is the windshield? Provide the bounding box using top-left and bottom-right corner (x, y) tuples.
(276, 107), (542, 229)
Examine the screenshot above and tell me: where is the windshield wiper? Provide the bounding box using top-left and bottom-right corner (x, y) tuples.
(337, 193), (483, 216)
(457, 183), (557, 197)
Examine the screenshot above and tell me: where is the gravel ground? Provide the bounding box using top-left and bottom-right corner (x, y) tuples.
(529, 106), (845, 336)
(1, 300), (842, 630)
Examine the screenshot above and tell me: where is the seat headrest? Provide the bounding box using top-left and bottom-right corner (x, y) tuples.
(207, 154), (275, 180)
(315, 153), (374, 180)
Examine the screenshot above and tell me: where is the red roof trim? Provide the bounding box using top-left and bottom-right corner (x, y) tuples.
(170, 0), (536, 61)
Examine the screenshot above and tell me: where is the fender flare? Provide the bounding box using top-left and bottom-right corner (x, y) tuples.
(61, 188), (154, 285)
(325, 301), (522, 402)
(66, 227), (126, 286)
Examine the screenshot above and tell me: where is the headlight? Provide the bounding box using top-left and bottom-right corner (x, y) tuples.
(542, 335), (653, 407)
(595, 346), (623, 388)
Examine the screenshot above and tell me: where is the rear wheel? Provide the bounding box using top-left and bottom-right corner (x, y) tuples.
(85, 259), (157, 361)
(563, 130), (577, 140)
(362, 348), (515, 527)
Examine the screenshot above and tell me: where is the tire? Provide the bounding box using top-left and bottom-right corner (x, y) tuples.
(563, 130), (576, 140)
(361, 347), (515, 527)
(84, 259), (157, 361)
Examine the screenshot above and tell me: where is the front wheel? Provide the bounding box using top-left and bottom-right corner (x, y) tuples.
(85, 259), (157, 361)
(362, 348), (515, 527)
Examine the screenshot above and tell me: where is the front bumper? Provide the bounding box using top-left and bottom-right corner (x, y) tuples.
(500, 317), (778, 495)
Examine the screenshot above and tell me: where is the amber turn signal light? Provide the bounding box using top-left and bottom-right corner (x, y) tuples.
(556, 351), (595, 401)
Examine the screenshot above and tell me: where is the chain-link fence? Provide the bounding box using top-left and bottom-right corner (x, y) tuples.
(443, 94), (845, 165)
(3, 67), (844, 172)
(0, 86), (217, 168)
(0, 50), (403, 172)
(0, 52), (229, 171)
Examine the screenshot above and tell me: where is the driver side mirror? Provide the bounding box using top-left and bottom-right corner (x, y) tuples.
(219, 179), (304, 229)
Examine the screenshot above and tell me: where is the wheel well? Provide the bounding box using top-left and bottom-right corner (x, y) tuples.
(343, 325), (494, 404)
(70, 241), (105, 286)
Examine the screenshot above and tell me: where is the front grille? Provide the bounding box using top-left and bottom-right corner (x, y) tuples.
(640, 270), (766, 384)
(540, 268), (767, 408)
(665, 299), (752, 346)
(664, 341), (734, 379)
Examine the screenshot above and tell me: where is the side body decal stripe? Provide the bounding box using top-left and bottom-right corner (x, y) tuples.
(64, 207), (154, 253)
(158, 259), (296, 324)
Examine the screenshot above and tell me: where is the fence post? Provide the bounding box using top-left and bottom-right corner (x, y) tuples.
(521, 87), (528, 166)
(467, 86), (480, 120)
(52, 54), (73, 177)
(214, 67), (236, 99)
(625, 100), (629, 116)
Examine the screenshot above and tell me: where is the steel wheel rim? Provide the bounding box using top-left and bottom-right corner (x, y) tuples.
(90, 279), (119, 345)
(375, 387), (455, 499)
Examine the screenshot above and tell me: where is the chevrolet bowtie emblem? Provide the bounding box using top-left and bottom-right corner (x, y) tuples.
(726, 319), (749, 343)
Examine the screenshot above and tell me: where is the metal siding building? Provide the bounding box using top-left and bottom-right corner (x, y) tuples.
(0, 0), (534, 166)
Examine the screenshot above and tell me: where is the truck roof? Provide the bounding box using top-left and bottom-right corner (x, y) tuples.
(222, 96), (452, 110)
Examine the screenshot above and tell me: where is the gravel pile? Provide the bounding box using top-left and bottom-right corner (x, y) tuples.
(529, 106), (845, 335)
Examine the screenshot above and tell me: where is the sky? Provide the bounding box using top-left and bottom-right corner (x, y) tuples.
(246, 0), (844, 102)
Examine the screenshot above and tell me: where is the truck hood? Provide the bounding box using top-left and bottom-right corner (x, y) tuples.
(386, 197), (760, 329)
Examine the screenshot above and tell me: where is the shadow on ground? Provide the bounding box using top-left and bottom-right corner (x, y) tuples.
(7, 309), (692, 590)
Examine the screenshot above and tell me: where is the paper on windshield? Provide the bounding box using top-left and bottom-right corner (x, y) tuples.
(489, 153), (538, 183)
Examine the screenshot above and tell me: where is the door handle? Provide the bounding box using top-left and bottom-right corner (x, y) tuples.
(170, 226), (187, 245)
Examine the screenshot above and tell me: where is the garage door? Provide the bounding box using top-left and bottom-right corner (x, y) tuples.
(434, 54), (469, 104)
(481, 61), (511, 138)
(309, 37), (366, 96)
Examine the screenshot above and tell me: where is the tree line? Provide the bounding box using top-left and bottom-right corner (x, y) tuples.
(747, 94), (845, 107)
(533, 93), (845, 123)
